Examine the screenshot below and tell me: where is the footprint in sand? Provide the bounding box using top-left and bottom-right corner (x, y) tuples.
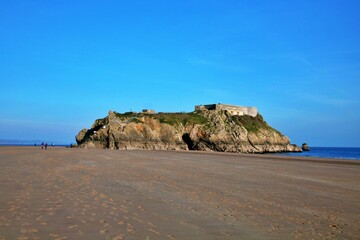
(99, 193), (107, 199)
(102, 203), (109, 208)
(68, 225), (78, 229)
(147, 222), (156, 228)
(20, 228), (38, 233)
(112, 235), (125, 240)
(17, 236), (29, 240)
(148, 228), (160, 235)
(127, 223), (135, 233)
(9, 205), (19, 212)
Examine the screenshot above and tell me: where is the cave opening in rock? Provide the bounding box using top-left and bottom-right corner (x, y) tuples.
(182, 133), (194, 150)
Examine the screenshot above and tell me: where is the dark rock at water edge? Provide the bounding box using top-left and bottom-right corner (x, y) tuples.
(302, 143), (310, 151)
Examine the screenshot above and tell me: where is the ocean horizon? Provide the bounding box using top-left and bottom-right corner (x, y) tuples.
(0, 139), (71, 147)
(275, 147), (360, 160)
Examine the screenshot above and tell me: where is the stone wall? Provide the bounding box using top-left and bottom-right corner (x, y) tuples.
(142, 109), (156, 114)
(195, 104), (258, 117)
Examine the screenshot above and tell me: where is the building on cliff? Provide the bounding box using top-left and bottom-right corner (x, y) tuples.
(195, 103), (258, 117)
(142, 109), (156, 114)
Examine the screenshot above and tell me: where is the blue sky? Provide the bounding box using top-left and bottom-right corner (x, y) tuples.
(0, 0), (359, 147)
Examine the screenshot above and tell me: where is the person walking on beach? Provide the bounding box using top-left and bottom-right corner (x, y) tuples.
(45, 143), (48, 150)
(41, 142), (44, 149)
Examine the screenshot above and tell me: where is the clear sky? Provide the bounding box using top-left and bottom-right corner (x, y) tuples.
(1, 0), (359, 147)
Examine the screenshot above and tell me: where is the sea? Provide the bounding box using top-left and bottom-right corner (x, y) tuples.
(0, 139), (70, 147)
(276, 147), (360, 160)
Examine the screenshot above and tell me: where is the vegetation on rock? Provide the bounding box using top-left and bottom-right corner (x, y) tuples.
(231, 114), (282, 134)
(153, 112), (208, 126)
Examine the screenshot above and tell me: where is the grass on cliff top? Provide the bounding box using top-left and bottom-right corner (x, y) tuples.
(114, 111), (137, 118)
(113, 111), (282, 134)
(232, 114), (282, 134)
(155, 112), (208, 126)
(114, 111), (208, 126)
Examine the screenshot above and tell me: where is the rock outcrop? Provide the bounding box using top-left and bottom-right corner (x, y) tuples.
(75, 110), (301, 153)
(302, 143), (310, 151)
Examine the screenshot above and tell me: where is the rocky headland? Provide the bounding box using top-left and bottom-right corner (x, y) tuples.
(76, 108), (301, 153)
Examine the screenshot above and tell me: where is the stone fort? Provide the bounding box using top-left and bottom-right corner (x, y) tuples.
(195, 103), (258, 117)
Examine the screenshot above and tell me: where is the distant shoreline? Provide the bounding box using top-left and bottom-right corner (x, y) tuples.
(1, 145), (359, 163)
(0, 144), (70, 147)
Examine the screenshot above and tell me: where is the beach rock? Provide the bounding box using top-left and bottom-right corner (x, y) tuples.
(75, 109), (302, 153)
(302, 143), (310, 151)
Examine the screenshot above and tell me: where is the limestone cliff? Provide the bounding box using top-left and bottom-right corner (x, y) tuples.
(75, 110), (301, 153)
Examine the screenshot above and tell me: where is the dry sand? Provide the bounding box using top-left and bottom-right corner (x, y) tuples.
(0, 146), (359, 240)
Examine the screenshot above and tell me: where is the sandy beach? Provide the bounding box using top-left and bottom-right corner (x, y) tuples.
(0, 147), (359, 240)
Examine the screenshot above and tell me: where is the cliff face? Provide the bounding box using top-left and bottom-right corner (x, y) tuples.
(75, 110), (301, 153)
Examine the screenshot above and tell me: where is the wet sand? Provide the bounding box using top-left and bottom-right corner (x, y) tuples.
(0, 147), (359, 240)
